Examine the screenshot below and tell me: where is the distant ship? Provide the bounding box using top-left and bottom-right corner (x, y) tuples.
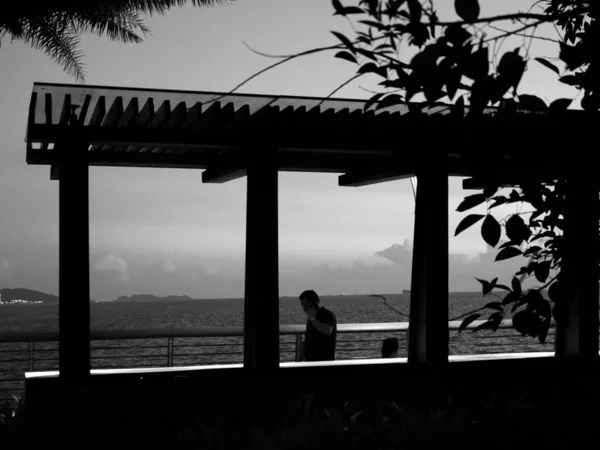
(402, 289), (411, 295)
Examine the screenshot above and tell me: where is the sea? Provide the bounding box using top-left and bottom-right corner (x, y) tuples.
(0, 293), (555, 401)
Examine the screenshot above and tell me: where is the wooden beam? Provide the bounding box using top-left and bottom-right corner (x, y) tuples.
(180, 102), (202, 130)
(202, 166), (246, 183)
(147, 100), (171, 129)
(77, 95), (92, 126)
(407, 156), (449, 364)
(135, 98), (155, 127)
(101, 96), (124, 127)
(463, 169), (559, 190)
(88, 96), (106, 127)
(58, 137), (90, 383)
(58, 94), (72, 125)
(244, 146), (279, 371)
(202, 149), (246, 183)
(555, 165), (599, 360)
(117, 98), (139, 128)
(339, 171), (413, 187)
(50, 164), (59, 181)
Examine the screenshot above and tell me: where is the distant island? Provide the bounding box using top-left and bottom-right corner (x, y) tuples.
(0, 288), (58, 304)
(113, 294), (195, 303)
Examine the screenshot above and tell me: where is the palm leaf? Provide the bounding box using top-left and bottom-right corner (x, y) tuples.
(0, 0), (233, 82)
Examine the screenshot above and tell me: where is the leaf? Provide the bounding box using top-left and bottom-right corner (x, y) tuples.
(476, 278), (493, 296)
(375, 94), (403, 110)
(339, 6), (365, 14)
(549, 98), (572, 111)
(495, 247), (523, 262)
(511, 277), (521, 295)
(335, 51), (358, 64)
(558, 75), (581, 87)
(364, 93), (384, 111)
(498, 241), (517, 249)
(534, 261), (550, 283)
(512, 310), (534, 336)
(331, 31), (356, 54)
(456, 193), (487, 212)
(358, 62), (385, 77)
(455, 0), (480, 23)
(502, 291), (519, 305)
(538, 318), (550, 345)
(484, 302), (503, 312)
(445, 24), (471, 47)
(497, 50), (526, 90)
(332, 0), (344, 14)
(523, 245), (542, 257)
(463, 46), (489, 81)
(534, 57), (559, 75)
(489, 196), (508, 209)
(481, 215), (501, 248)
(505, 214), (530, 245)
(518, 94), (547, 111)
(455, 214), (485, 236)
(458, 313), (480, 333)
(473, 319), (497, 333)
(359, 20), (388, 31)
(407, 0), (422, 22)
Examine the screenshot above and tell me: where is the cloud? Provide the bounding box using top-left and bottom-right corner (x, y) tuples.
(163, 260), (177, 274)
(88, 250), (246, 301)
(374, 240), (413, 269)
(374, 241), (525, 291)
(92, 254), (129, 282)
(93, 254), (128, 273)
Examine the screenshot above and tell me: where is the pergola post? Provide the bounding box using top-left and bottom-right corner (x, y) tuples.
(58, 139), (91, 382)
(554, 166), (599, 360)
(243, 146), (279, 370)
(408, 159), (449, 364)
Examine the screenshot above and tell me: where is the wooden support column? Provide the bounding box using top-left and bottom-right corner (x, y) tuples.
(58, 138), (91, 382)
(244, 146), (279, 370)
(555, 164), (599, 360)
(407, 158), (449, 364)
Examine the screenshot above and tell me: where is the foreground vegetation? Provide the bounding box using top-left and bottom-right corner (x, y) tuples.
(3, 372), (600, 449)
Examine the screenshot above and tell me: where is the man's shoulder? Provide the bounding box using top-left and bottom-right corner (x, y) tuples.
(318, 307), (336, 320)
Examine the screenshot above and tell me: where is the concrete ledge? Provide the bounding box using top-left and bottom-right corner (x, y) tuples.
(25, 351), (557, 379)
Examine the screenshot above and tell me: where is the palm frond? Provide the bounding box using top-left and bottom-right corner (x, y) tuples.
(0, 0), (234, 82)
(17, 14), (87, 81)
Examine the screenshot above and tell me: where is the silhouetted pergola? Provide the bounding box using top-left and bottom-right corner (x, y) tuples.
(25, 82), (599, 384)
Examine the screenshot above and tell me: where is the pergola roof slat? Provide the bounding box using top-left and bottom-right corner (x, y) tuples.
(78, 95), (92, 126)
(25, 82), (595, 182)
(58, 94), (72, 125)
(88, 96), (106, 127)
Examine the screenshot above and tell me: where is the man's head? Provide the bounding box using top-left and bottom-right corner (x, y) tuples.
(299, 290), (320, 313)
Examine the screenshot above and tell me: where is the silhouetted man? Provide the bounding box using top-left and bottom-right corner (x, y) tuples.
(381, 337), (399, 358)
(299, 290), (337, 362)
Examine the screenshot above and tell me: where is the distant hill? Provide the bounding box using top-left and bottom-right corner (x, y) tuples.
(0, 288), (58, 304)
(113, 294), (195, 303)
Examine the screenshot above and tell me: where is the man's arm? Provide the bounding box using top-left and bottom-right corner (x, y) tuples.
(309, 316), (333, 336)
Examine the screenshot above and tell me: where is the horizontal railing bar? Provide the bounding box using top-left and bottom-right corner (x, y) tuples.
(91, 355), (165, 360)
(0, 320), (563, 343)
(91, 345), (168, 351)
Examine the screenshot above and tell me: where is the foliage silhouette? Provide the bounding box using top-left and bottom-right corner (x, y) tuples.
(0, 0), (231, 82)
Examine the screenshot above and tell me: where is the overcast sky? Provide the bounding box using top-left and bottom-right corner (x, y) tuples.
(0, 0), (576, 301)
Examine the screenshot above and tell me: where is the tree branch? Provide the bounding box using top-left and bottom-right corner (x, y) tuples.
(371, 294), (410, 318)
(316, 73), (364, 107)
(428, 8), (591, 28)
